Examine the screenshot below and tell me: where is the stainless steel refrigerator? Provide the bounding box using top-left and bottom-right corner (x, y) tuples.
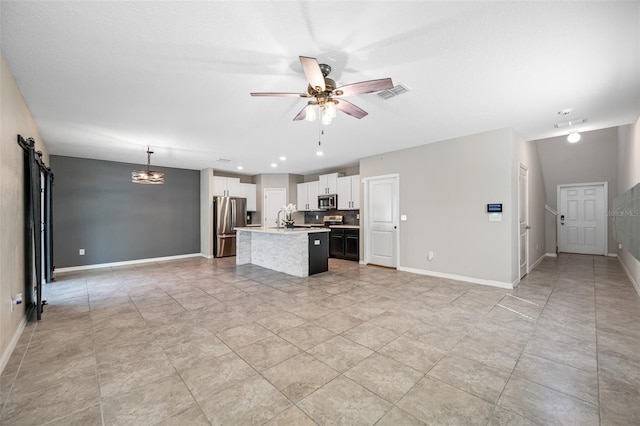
(213, 196), (247, 257)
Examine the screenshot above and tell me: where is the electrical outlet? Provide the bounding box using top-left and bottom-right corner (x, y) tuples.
(428, 251), (434, 261)
(79, 249), (85, 255)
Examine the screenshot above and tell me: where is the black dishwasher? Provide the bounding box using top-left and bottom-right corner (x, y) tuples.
(308, 232), (329, 275)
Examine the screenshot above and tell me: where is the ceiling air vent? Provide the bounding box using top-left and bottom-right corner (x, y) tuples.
(216, 158), (231, 163)
(376, 84), (409, 100)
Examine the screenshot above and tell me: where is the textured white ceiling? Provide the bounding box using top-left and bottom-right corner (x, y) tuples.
(2, 1), (639, 175)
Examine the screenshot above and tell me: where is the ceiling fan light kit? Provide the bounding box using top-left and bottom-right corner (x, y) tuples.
(251, 56), (394, 123)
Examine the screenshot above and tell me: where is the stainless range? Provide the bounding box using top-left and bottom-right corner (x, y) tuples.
(322, 215), (343, 227)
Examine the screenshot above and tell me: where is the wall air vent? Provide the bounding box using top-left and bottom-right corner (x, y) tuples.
(554, 117), (587, 129)
(216, 158), (231, 162)
(376, 84), (409, 100)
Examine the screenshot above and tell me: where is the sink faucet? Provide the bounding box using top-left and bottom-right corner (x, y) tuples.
(276, 208), (286, 228)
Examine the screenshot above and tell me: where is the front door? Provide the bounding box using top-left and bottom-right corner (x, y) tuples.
(558, 183), (606, 255)
(264, 188), (286, 227)
(365, 175), (398, 268)
(519, 165), (529, 279)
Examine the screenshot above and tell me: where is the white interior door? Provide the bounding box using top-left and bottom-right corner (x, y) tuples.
(519, 165), (529, 279)
(365, 175), (398, 268)
(558, 183), (606, 255)
(264, 188), (286, 227)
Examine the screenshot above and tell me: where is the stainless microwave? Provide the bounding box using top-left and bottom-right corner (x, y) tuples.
(318, 194), (337, 210)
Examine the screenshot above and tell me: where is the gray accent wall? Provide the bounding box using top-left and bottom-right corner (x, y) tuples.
(51, 156), (200, 268)
(535, 127), (619, 254)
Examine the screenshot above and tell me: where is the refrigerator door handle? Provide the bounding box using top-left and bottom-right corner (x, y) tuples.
(231, 199), (236, 229)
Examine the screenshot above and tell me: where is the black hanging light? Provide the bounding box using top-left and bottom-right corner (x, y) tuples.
(131, 146), (164, 184)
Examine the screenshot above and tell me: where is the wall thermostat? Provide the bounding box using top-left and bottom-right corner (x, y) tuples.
(487, 203), (503, 213)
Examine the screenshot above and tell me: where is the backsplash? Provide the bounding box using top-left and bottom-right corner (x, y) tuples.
(304, 210), (359, 225)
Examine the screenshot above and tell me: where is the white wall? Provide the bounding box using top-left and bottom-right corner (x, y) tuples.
(617, 118), (640, 295)
(360, 128), (521, 286)
(200, 168), (214, 257)
(1, 52), (49, 370)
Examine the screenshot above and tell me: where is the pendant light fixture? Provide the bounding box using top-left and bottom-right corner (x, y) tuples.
(131, 146), (164, 184)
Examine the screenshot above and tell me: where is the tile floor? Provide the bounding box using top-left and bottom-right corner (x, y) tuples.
(0, 254), (638, 425)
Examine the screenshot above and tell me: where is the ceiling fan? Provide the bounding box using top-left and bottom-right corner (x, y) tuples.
(250, 56), (393, 124)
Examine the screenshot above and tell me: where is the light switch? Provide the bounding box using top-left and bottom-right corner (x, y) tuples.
(489, 213), (502, 222)
(401, 215), (407, 221)
(314, 240), (320, 245)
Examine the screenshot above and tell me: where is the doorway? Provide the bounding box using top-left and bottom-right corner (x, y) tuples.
(519, 165), (529, 279)
(263, 188), (286, 228)
(364, 174), (399, 268)
(557, 182), (607, 255)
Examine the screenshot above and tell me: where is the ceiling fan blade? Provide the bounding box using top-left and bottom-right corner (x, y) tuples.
(250, 92), (308, 97)
(293, 105), (307, 121)
(299, 56), (325, 93)
(334, 78), (394, 96)
(334, 99), (368, 119)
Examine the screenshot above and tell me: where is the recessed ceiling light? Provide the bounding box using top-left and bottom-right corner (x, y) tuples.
(567, 132), (581, 143)
(279, 156), (286, 161)
(237, 166), (243, 170)
(271, 163), (277, 167)
(316, 151), (323, 156)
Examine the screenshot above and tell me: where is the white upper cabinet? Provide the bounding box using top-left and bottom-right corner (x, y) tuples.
(337, 175), (360, 210)
(240, 183), (257, 211)
(213, 176), (241, 197)
(318, 172), (342, 195)
(297, 181), (319, 211)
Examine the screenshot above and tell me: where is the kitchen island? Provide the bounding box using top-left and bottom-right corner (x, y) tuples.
(235, 226), (331, 277)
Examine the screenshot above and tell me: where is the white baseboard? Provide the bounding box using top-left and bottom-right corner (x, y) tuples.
(55, 253), (203, 273)
(0, 316), (27, 375)
(607, 253), (618, 258)
(359, 260), (367, 265)
(530, 254), (547, 270)
(201, 254), (214, 259)
(545, 252), (558, 258)
(397, 266), (513, 289)
(617, 255), (640, 298)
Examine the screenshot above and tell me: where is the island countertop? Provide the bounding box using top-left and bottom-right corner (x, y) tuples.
(236, 227), (329, 277)
(235, 226), (330, 234)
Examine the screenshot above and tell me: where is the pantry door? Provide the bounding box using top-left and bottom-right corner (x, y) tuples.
(264, 188), (286, 227)
(364, 174), (399, 268)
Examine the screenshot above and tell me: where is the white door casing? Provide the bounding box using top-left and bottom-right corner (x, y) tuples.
(558, 183), (607, 255)
(264, 188), (286, 227)
(364, 174), (399, 268)
(519, 165), (529, 279)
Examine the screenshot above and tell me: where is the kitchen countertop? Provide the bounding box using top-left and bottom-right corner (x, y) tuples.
(328, 225), (360, 229)
(235, 226), (330, 234)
